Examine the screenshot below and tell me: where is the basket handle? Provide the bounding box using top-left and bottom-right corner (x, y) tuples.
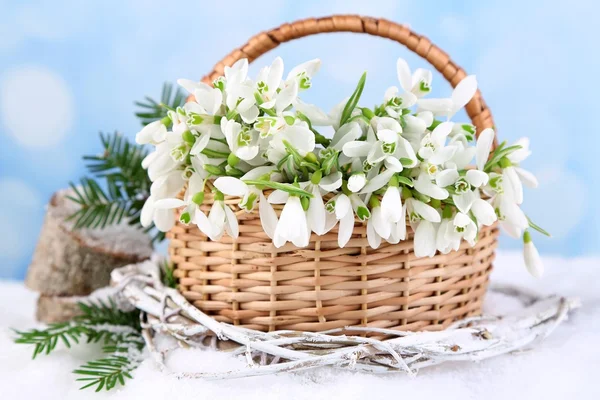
(200, 15), (496, 144)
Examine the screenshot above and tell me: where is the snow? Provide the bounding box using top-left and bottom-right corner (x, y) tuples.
(1, 251), (598, 399)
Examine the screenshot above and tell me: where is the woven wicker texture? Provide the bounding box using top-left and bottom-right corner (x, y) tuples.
(169, 15), (500, 333)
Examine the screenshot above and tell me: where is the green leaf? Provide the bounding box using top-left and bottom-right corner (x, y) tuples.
(242, 180), (313, 197)
(397, 176), (414, 187)
(339, 72), (367, 126)
(484, 145), (522, 172)
(527, 216), (551, 237)
(135, 82), (187, 126)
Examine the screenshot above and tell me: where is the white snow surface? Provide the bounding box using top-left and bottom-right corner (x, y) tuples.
(1, 251), (598, 399)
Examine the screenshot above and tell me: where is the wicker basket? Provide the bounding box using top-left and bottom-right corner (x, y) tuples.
(168, 15), (499, 334)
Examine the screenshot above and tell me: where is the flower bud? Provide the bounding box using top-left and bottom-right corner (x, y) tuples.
(523, 231), (543, 278)
(348, 173), (366, 192)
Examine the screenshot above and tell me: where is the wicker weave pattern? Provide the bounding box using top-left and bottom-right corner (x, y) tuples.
(169, 15), (500, 333)
(169, 195), (498, 333)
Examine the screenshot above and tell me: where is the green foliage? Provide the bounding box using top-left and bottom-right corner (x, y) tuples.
(14, 299), (144, 392)
(135, 82), (187, 126)
(67, 132), (152, 233)
(339, 72), (367, 126)
(161, 260), (177, 288)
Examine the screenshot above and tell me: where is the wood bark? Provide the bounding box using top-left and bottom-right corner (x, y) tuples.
(25, 189), (153, 318)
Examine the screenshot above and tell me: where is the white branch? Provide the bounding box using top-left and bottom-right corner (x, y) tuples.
(111, 259), (580, 380)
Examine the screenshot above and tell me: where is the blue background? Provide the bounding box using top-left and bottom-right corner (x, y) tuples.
(1, 0), (598, 279)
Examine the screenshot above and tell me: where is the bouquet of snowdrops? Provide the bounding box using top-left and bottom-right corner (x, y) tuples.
(136, 57), (548, 277)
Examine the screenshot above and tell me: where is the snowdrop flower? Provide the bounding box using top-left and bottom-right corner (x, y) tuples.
(414, 172), (449, 200)
(418, 122), (456, 168)
(348, 172), (366, 192)
(194, 192), (239, 241)
(436, 218), (461, 254)
(273, 196), (310, 248)
(221, 118), (260, 161)
(135, 120), (168, 145)
(406, 198), (441, 258)
(523, 230), (543, 278)
(383, 58), (432, 116)
(325, 193), (355, 248)
(366, 198), (393, 249)
(451, 212), (477, 246)
(266, 124), (315, 164)
(381, 176), (404, 222)
(417, 75), (478, 119)
(254, 57), (284, 109)
(285, 59), (321, 90)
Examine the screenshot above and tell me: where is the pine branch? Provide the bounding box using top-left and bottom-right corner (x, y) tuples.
(135, 82), (187, 126)
(14, 300), (145, 392)
(75, 353), (143, 392)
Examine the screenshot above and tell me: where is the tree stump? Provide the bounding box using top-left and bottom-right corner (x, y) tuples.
(26, 188), (153, 322)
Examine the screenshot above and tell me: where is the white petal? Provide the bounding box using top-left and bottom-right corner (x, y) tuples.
(466, 170), (489, 188)
(508, 137), (531, 163)
(153, 198), (187, 209)
(428, 146), (457, 166)
(524, 242), (544, 278)
(347, 173), (366, 192)
(194, 210), (213, 238)
(471, 198), (497, 226)
(452, 190), (477, 214)
(342, 140), (372, 157)
(367, 219), (382, 249)
(414, 173), (449, 200)
(332, 122), (361, 149)
(190, 132), (211, 156)
(417, 98), (453, 116)
(338, 210), (354, 248)
(436, 169), (459, 187)
(372, 206), (391, 239)
(268, 189), (289, 204)
(287, 58), (321, 80)
(295, 99), (331, 126)
(319, 171), (343, 192)
(414, 221), (436, 258)
(223, 205), (239, 238)
(308, 186), (326, 235)
(384, 157), (403, 173)
(504, 167), (524, 204)
(451, 75), (477, 112)
(381, 187), (403, 222)
(476, 128), (495, 171)
(140, 197), (155, 228)
(359, 169), (395, 194)
(259, 192), (278, 239)
(213, 177), (248, 196)
(396, 58), (413, 92)
(431, 122), (453, 145)
(154, 208), (175, 232)
(409, 198), (441, 223)
(275, 81), (298, 114)
(240, 105), (259, 124)
(335, 194), (351, 219)
(514, 167), (539, 188)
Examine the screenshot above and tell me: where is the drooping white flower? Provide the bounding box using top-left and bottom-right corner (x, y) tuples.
(414, 172), (449, 200)
(348, 172), (367, 192)
(417, 122), (456, 166)
(221, 118), (260, 161)
(383, 58), (432, 117)
(285, 59), (321, 90)
(135, 120), (168, 145)
(523, 230), (543, 278)
(273, 196), (310, 248)
(367, 202), (393, 248)
(451, 212), (477, 246)
(436, 218), (461, 254)
(325, 193), (355, 248)
(381, 184), (403, 222)
(471, 198), (497, 226)
(417, 75), (478, 119)
(195, 197), (239, 241)
(414, 220), (437, 258)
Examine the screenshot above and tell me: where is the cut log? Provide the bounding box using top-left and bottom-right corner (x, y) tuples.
(26, 188), (153, 297)
(36, 295), (83, 323)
